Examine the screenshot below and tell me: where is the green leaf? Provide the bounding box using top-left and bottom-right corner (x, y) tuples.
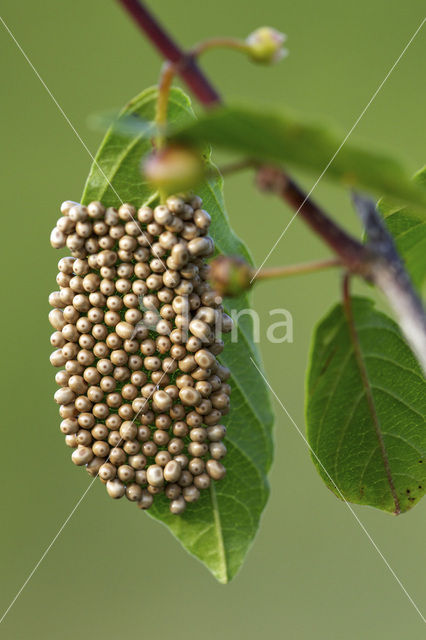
(82, 87), (274, 583)
(306, 296), (426, 515)
(379, 166), (426, 289)
(170, 105), (426, 212)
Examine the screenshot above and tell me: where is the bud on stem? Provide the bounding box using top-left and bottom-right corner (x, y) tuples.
(245, 27), (288, 64)
(143, 145), (205, 195)
(192, 28), (287, 66)
(209, 255), (341, 297)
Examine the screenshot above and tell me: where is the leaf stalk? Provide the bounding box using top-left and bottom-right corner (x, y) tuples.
(191, 37), (250, 58)
(155, 62), (176, 149)
(255, 258), (341, 281)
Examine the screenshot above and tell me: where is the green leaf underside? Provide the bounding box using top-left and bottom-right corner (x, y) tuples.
(306, 297), (426, 514)
(82, 87), (274, 583)
(170, 106), (426, 212)
(379, 166), (426, 290)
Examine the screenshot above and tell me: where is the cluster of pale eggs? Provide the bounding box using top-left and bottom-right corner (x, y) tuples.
(49, 194), (231, 514)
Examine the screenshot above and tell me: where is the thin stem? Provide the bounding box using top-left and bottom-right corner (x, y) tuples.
(191, 37), (249, 58)
(255, 258), (341, 281)
(342, 271), (351, 306)
(217, 158), (260, 177)
(155, 62), (175, 149)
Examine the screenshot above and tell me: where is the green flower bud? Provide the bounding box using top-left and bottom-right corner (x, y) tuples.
(209, 255), (253, 297)
(142, 145), (204, 194)
(246, 27), (287, 64)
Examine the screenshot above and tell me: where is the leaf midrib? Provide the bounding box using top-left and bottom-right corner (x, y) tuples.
(316, 337), (425, 490)
(209, 483), (227, 583)
(85, 135), (144, 204)
(82, 93), (158, 204)
(201, 436), (268, 583)
(344, 299), (401, 514)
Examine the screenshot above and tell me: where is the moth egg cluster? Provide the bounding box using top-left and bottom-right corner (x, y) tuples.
(49, 195), (231, 514)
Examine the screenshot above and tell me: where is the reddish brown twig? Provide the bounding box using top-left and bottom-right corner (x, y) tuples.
(117, 0), (220, 106)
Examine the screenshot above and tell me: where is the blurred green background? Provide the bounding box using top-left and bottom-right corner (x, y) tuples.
(1, 1), (426, 638)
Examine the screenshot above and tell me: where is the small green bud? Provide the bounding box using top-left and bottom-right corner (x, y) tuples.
(209, 255), (253, 297)
(143, 145), (204, 194)
(246, 27), (287, 64)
